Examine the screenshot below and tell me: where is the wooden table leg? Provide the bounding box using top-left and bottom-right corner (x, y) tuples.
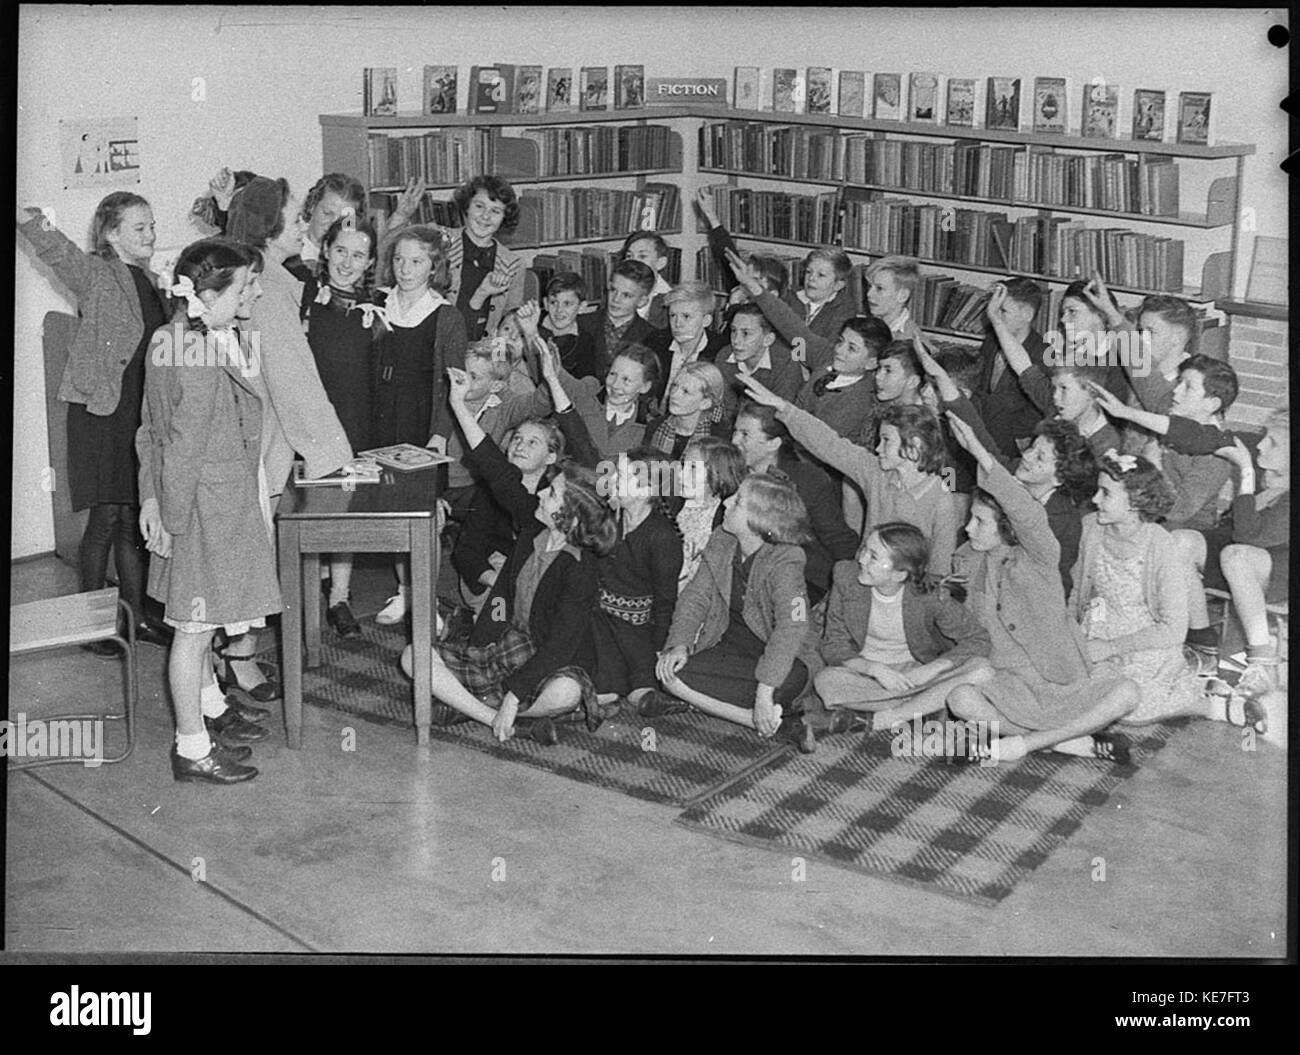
(279, 523), (304, 750)
(304, 553), (322, 668)
(409, 519), (434, 747)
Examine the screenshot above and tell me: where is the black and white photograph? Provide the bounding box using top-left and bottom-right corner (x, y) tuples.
(7, 4), (1292, 988)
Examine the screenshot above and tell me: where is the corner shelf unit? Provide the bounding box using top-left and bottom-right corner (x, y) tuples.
(322, 104), (1255, 329)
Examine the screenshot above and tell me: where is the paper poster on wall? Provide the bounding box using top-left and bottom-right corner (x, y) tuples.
(61, 117), (141, 189)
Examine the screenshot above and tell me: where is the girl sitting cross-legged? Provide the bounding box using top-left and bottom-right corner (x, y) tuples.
(1068, 450), (1275, 733)
(400, 366), (617, 745)
(645, 472), (816, 750)
(814, 523), (992, 735)
(942, 413), (1143, 765)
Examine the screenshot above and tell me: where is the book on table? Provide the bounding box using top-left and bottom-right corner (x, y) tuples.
(358, 444), (453, 472)
(294, 458), (384, 487)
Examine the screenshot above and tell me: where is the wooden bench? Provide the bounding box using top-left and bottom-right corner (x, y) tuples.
(8, 588), (138, 767)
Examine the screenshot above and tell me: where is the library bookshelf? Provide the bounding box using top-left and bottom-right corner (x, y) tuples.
(322, 104), (1253, 345)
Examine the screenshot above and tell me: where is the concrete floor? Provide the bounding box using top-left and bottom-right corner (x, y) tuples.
(5, 555), (1289, 958)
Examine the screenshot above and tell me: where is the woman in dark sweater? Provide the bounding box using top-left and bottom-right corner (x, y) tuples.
(400, 366), (616, 745)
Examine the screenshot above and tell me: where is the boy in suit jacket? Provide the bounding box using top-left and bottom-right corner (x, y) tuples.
(578, 258), (660, 378)
(623, 231), (673, 329)
(971, 277), (1048, 461)
(644, 280), (728, 409)
(715, 303), (802, 424)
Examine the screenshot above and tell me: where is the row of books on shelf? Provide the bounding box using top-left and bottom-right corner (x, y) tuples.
(840, 195), (1187, 291)
(363, 64), (647, 117)
(698, 185), (841, 247)
(731, 68), (1212, 146)
(700, 122), (1185, 218)
(364, 125), (682, 188)
(510, 183), (681, 245)
(516, 125), (681, 176)
(366, 128), (499, 189)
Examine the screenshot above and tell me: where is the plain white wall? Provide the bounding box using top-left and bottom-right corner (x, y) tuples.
(13, 4), (1289, 557)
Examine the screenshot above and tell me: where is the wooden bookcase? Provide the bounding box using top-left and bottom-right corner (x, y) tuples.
(321, 105), (1254, 345)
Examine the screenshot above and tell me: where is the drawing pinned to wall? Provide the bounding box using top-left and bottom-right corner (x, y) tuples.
(61, 117), (140, 189)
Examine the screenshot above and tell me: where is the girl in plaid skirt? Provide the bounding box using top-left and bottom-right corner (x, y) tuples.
(401, 368), (617, 745)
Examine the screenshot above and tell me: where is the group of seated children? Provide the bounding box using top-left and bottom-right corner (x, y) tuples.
(313, 184), (1286, 763)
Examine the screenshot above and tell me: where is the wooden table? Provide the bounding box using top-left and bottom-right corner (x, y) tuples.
(276, 466), (439, 748)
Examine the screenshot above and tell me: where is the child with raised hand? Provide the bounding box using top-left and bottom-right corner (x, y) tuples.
(647, 472), (815, 751)
(739, 373), (960, 579)
(17, 193), (173, 651)
(676, 436), (746, 592)
(400, 365), (616, 745)
(971, 277), (1050, 460)
(814, 523), (991, 735)
(725, 245), (889, 391)
(371, 224), (469, 626)
(137, 239), (278, 784)
(517, 299), (656, 460)
(300, 214), (385, 637)
(942, 412), (1142, 765)
(916, 334), (1097, 593)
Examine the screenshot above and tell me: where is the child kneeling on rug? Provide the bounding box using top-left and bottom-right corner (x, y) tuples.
(942, 413), (1142, 764)
(646, 472), (814, 749)
(814, 522), (991, 735)
(400, 368), (616, 745)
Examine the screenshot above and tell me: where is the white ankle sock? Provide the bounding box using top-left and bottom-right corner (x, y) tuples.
(328, 586), (349, 607)
(175, 731), (213, 760)
(199, 681), (228, 718)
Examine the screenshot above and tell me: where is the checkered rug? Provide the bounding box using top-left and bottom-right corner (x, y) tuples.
(676, 720), (1183, 907)
(302, 622), (793, 807)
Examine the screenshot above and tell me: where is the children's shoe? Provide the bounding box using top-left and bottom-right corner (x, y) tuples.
(1182, 644), (1220, 679)
(375, 593), (407, 626)
(637, 689), (690, 719)
(327, 600), (362, 638)
(1235, 660), (1278, 701)
(827, 709), (867, 736)
(1090, 733), (1131, 766)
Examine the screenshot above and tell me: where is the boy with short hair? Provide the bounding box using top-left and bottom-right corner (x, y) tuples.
(795, 317), (892, 446)
(974, 277), (1048, 460)
(540, 272), (598, 379)
(865, 256), (921, 338)
(623, 231), (673, 328)
(716, 303), (802, 422)
(578, 258), (660, 378)
(644, 279), (729, 407)
(799, 247), (858, 341)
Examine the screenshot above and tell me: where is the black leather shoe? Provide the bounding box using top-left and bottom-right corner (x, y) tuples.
(214, 650), (283, 702)
(637, 689), (691, 719)
(326, 600), (362, 638)
(205, 709), (271, 744)
(212, 741), (254, 762)
(133, 622), (174, 648)
(776, 712), (817, 754)
(171, 747), (258, 784)
(517, 716), (559, 746)
(222, 694), (270, 724)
